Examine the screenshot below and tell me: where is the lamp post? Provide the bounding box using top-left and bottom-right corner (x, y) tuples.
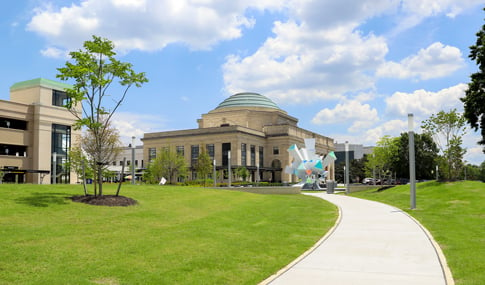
(52, 152), (57, 185)
(131, 136), (135, 185)
(228, 150), (231, 187)
(345, 141), (349, 194)
(408, 114), (416, 209)
(213, 159), (216, 187)
(436, 165), (439, 181)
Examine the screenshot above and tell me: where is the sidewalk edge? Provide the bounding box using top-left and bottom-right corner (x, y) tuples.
(259, 197), (342, 285)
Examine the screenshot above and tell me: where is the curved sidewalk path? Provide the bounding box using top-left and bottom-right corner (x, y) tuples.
(264, 193), (452, 285)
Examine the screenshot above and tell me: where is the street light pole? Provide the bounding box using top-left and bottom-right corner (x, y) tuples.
(345, 141), (350, 194)
(228, 150), (231, 187)
(213, 159), (216, 187)
(131, 136), (136, 185)
(408, 114), (416, 209)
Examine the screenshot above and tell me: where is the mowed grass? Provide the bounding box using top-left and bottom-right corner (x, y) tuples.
(350, 181), (485, 285)
(0, 184), (337, 284)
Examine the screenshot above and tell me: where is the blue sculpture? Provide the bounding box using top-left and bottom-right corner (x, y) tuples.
(285, 138), (336, 189)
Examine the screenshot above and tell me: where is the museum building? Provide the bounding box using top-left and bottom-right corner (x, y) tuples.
(142, 92), (335, 183)
(0, 78), (80, 184)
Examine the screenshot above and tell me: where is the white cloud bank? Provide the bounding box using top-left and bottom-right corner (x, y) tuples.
(377, 42), (464, 80)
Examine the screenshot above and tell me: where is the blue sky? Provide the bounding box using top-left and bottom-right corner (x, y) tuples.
(1, 0), (484, 165)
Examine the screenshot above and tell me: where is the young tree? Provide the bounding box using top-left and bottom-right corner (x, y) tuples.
(57, 35), (148, 195)
(236, 166), (250, 182)
(146, 147), (187, 184)
(80, 118), (123, 194)
(462, 8), (485, 151)
(421, 109), (467, 180)
(195, 149), (212, 187)
(365, 136), (398, 184)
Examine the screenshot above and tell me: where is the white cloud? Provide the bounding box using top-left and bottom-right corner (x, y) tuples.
(111, 112), (168, 145)
(385, 83), (467, 117)
(312, 100), (379, 133)
(223, 21), (388, 103)
(362, 119), (408, 145)
(377, 42), (464, 80)
(40, 47), (68, 58)
(26, 0), (269, 53)
(392, 0), (483, 33)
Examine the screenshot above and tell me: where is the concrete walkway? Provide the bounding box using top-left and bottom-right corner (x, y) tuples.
(263, 193), (452, 285)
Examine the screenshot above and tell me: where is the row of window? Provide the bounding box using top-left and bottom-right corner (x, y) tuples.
(148, 143), (275, 167)
(113, 159), (143, 167)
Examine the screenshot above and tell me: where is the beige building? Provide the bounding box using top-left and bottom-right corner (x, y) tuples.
(142, 92), (334, 183)
(0, 78), (80, 184)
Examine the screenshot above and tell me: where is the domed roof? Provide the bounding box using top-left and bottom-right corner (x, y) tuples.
(215, 92), (281, 110)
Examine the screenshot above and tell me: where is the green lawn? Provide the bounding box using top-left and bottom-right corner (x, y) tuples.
(350, 181), (485, 285)
(0, 184), (337, 284)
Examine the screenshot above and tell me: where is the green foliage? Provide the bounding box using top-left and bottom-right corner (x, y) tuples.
(235, 166), (250, 182)
(462, 9), (485, 150)
(365, 135), (398, 180)
(144, 147), (187, 184)
(0, 184), (336, 284)
(56, 35), (147, 195)
(195, 148), (213, 187)
(351, 181), (485, 284)
(392, 132), (439, 180)
(421, 109), (467, 180)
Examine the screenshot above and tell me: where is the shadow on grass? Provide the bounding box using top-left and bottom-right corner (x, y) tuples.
(15, 192), (70, 207)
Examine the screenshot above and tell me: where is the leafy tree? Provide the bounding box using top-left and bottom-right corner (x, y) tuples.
(350, 156), (367, 183)
(145, 147), (187, 184)
(195, 149), (212, 187)
(67, 146), (92, 183)
(392, 132), (439, 180)
(236, 166), (250, 182)
(462, 8), (485, 151)
(80, 118), (123, 193)
(57, 35), (148, 195)
(365, 135), (398, 183)
(421, 109), (466, 180)
(479, 161), (485, 182)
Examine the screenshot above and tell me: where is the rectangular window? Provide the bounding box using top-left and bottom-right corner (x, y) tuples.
(273, 146), (279, 155)
(222, 143), (231, 166)
(148, 148), (156, 161)
(51, 124), (71, 184)
(241, 143), (247, 166)
(176, 145), (184, 156)
(52, 90), (70, 107)
(135, 160), (138, 167)
(206, 144), (215, 159)
(1, 117), (27, 130)
(120, 160), (123, 166)
(191, 145), (199, 166)
(259, 146), (264, 167)
(250, 145), (256, 166)
(1, 144), (27, 156)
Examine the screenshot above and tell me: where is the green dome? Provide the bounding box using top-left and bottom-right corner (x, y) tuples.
(216, 92), (280, 110)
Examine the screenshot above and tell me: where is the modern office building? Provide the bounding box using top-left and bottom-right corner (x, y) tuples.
(142, 92), (335, 183)
(107, 145), (144, 182)
(0, 78), (80, 184)
(334, 143), (374, 164)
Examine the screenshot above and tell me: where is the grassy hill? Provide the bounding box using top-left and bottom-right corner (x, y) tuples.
(350, 181), (485, 285)
(0, 184), (336, 284)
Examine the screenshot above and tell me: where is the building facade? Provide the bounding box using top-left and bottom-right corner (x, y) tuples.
(142, 92), (334, 183)
(107, 145), (144, 182)
(0, 78), (80, 184)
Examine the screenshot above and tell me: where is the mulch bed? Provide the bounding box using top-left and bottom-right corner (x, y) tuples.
(70, 195), (137, 207)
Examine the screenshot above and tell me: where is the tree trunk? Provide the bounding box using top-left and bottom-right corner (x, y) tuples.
(98, 164), (103, 196)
